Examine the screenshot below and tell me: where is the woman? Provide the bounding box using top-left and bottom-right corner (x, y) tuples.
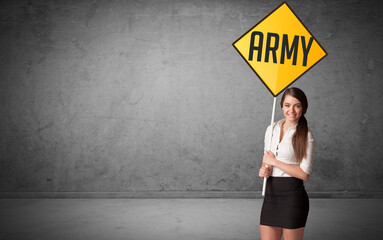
(259, 87), (315, 240)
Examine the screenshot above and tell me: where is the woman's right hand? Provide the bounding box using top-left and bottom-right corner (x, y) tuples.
(259, 165), (272, 178)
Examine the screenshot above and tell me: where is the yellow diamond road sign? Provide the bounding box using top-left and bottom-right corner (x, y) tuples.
(233, 2), (327, 96)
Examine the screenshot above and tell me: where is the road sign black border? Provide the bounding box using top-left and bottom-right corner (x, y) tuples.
(232, 2), (328, 97)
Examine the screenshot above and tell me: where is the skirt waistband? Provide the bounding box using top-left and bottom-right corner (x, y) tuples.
(265, 176), (306, 196)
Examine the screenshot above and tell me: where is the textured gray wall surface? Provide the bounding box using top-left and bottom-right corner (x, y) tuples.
(1, 0), (382, 194)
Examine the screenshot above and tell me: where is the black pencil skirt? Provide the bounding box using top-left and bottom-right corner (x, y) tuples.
(260, 176), (309, 229)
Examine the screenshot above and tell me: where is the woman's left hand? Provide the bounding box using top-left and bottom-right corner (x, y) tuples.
(263, 151), (277, 166)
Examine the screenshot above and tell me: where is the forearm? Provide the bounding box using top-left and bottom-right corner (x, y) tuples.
(274, 160), (310, 181)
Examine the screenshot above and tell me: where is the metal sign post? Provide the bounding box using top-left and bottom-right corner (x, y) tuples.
(262, 97), (277, 196)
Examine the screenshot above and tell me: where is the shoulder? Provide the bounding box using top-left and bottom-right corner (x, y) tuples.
(307, 128), (315, 142)
(265, 121), (280, 133)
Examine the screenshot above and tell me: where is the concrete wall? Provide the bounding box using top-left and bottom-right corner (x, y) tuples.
(1, 0), (382, 195)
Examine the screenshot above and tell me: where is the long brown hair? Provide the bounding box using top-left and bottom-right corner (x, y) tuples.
(280, 87), (308, 163)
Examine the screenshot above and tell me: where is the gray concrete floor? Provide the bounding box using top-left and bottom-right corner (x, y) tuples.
(0, 199), (382, 240)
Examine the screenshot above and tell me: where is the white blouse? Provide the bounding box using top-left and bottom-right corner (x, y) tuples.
(264, 119), (315, 177)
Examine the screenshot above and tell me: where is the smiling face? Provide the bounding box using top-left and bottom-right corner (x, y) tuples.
(282, 94), (303, 124)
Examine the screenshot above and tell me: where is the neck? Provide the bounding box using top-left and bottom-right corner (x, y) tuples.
(283, 119), (298, 129)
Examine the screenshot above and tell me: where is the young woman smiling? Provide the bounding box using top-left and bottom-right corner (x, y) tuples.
(259, 87), (315, 240)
